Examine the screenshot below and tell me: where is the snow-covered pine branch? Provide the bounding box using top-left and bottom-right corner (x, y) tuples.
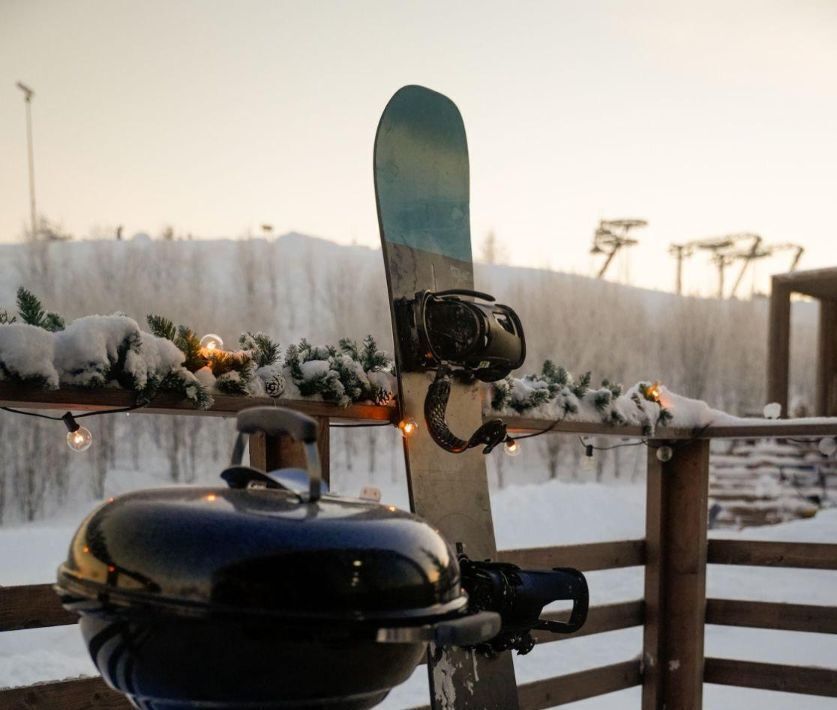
(490, 360), (672, 434)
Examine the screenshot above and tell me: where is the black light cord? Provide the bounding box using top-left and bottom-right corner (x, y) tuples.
(577, 422), (715, 456)
(509, 416), (565, 441)
(1, 401), (149, 422)
(329, 421), (391, 428)
(578, 435), (647, 452)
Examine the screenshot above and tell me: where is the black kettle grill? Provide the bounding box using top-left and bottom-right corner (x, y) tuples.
(56, 407), (587, 709)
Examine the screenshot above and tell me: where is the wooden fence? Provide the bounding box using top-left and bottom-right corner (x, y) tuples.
(1, 384), (836, 709)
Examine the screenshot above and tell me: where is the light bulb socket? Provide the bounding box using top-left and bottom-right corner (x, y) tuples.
(62, 412), (80, 433)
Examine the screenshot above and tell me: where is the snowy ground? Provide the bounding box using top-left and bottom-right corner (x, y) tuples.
(1, 480), (835, 709)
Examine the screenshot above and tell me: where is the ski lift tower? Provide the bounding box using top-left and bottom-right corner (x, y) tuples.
(728, 240), (805, 299)
(692, 233), (760, 299)
(590, 218), (646, 279)
(669, 242), (696, 296)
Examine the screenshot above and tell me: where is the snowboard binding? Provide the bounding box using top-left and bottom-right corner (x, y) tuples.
(396, 289), (525, 454)
(458, 549), (588, 656)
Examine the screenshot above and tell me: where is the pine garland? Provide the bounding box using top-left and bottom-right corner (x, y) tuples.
(1, 289), (677, 428)
(490, 364), (673, 432)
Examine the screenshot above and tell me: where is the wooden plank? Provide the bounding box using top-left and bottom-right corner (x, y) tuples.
(708, 540), (837, 569)
(518, 660), (643, 709)
(0, 584), (75, 631)
(706, 598), (837, 634)
(506, 417), (653, 438)
(408, 661), (643, 710)
(504, 416), (837, 440)
(773, 266), (837, 299)
(642, 439), (710, 710)
(533, 600), (644, 643)
(0, 384), (394, 421)
(498, 539), (645, 572)
(817, 298), (837, 416)
(0, 677), (130, 709)
(767, 277), (792, 417)
(3, 383), (837, 438)
(704, 657), (837, 697)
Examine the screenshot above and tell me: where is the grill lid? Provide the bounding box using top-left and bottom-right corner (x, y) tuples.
(58, 485), (465, 622)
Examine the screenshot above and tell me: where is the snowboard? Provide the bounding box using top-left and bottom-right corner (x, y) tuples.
(374, 86), (520, 709)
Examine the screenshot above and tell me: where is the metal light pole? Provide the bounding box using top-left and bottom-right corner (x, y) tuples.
(16, 81), (37, 240)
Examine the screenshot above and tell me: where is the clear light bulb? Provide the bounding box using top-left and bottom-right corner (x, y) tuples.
(504, 438), (521, 456)
(818, 437), (837, 457)
(200, 333), (224, 352)
(763, 402), (782, 420)
(67, 426), (93, 452)
(656, 445), (674, 462)
(398, 417), (418, 438)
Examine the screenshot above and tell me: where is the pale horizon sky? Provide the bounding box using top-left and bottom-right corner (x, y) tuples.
(1, 0), (835, 295)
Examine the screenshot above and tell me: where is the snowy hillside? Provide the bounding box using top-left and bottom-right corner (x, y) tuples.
(0, 233), (820, 527)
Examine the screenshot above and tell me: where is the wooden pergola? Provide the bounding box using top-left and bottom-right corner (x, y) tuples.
(768, 267), (837, 416)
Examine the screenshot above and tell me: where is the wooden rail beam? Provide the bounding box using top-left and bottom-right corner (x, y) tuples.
(0, 384), (394, 422)
(642, 438), (710, 710)
(517, 660), (643, 708)
(533, 599), (644, 643)
(0, 677), (130, 709)
(704, 658), (837, 697)
(498, 539), (645, 572)
(708, 540), (837, 569)
(706, 598), (837, 634)
(0, 583), (76, 631)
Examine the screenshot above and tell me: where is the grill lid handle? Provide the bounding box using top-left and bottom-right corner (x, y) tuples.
(236, 407), (318, 442)
(226, 407), (322, 502)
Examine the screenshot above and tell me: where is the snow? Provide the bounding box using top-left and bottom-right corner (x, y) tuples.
(662, 387), (837, 431)
(54, 315), (143, 387)
(1, 480), (835, 709)
(0, 323), (58, 387)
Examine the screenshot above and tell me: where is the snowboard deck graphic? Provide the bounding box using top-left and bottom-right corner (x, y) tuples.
(375, 86), (519, 709)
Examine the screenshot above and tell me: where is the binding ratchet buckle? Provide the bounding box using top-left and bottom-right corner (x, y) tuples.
(396, 289), (525, 454)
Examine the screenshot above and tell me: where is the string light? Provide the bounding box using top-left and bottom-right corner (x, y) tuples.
(503, 438), (520, 457)
(763, 402), (782, 420)
(655, 445), (674, 462)
(1, 402), (149, 453)
(199, 333), (224, 352)
(62, 413), (93, 452)
(819, 437), (837, 457)
(581, 444), (596, 471)
(398, 417), (418, 438)
(643, 381), (663, 404)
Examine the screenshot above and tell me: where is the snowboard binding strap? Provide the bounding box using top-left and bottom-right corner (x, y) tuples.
(397, 289), (525, 382)
(397, 289), (525, 455)
(425, 366), (510, 454)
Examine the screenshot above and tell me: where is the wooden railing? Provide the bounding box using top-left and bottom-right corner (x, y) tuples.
(703, 539), (837, 699)
(1, 385), (836, 709)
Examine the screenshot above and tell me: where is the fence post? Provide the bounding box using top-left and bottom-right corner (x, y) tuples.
(642, 438), (710, 710)
(249, 416), (330, 485)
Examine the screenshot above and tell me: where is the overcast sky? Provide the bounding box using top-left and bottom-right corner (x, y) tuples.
(1, 0), (835, 294)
